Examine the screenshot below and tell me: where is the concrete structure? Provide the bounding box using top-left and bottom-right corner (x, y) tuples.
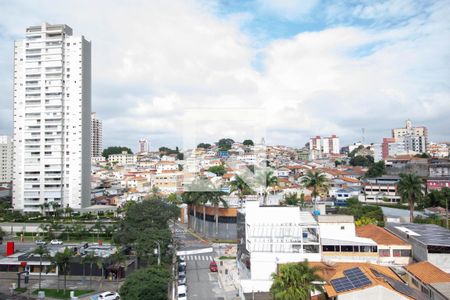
(403, 261), (450, 300)
(0, 136), (13, 183)
(355, 224), (412, 266)
(392, 120), (428, 153)
(386, 223), (450, 273)
(360, 175), (400, 204)
(108, 151), (136, 166)
(13, 23), (91, 212)
(138, 138), (148, 153)
(318, 215), (378, 264)
(238, 201), (321, 295)
(91, 112), (102, 157)
(188, 204), (237, 240)
(427, 143), (449, 158)
(309, 135), (340, 159)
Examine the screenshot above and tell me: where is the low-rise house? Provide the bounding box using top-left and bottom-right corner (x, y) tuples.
(404, 261), (450, 300)
(360, 175), (400, 204)
(356, 224), (412, 265)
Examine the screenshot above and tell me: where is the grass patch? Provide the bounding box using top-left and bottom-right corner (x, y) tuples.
(209, 239), (238, 244)
(219, 256), (236, 260)
(32, 289), (94, 299)
(14, 287), (27, 293)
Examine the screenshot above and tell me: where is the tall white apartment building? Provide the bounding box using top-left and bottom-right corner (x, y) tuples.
(0, 136), (13, 183)
(309, 135), (340, 159)
(13, 23), (91, 212)
(91, 112), (102, 157)
(138, 138), (148, 153)
(392, 120), (428, 153)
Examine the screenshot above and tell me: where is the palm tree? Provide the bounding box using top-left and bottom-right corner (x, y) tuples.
(397, 173), (425, 222)
(256, 170), (278, 205)
(271, 261), (324, 300)
(230, 175), (253, 208)
(208, 191), (228, 236)
(33, 245), (49, 290)
(64, 225), (73, 241)
(301, 171), (328, 210)
(53, 247), (73, 294)
(92, 221), (105, 241)
(84, 252), (100, 288)
(284, 193), (299, 206)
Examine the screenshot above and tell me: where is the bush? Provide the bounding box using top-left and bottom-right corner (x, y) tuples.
(120, 266), (171, 300)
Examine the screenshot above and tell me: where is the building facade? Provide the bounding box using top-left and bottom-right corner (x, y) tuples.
(138, 138), (148, 153)
(392, 120), (428, 153)
(0, 136), (13, 183)
(309, 135), (340, 159)
(91, 112), (102, 157)
(13, 23), (91, 212)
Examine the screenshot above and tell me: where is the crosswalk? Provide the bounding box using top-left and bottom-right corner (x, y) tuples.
(174, 228), (187, 233)
(185, 255), (214, 261)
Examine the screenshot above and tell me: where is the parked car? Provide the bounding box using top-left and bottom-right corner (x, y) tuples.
(178, 264), (186, 272)
(179, 255), (186, 267)
(177, 285), (187, 300)
(98, 291), (120, 300)
(178, 271), (186, 285)
(35, 240), (46, 246)
(50, 239), (63, 245)
(209, 261), (218, 272)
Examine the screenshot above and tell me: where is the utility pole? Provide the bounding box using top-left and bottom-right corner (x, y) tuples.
(154, 240), (161, 266)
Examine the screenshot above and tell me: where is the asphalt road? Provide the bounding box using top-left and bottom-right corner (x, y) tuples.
(172, 223), (227, 300)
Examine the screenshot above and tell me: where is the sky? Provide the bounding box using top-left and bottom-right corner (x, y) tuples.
(0, 0), (449, 151)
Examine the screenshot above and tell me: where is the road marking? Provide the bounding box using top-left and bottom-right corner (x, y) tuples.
(185, 255), (214, 261)
(177, 247), (213, 256)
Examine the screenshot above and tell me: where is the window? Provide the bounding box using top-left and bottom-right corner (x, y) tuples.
(393, 249), (411, 257)
(322, 245), (338, 252)
(341, 245), (354, 252)
(379, 249), (390, 257)
(341, 226), (345, 230)
(411, 278), (419, 287)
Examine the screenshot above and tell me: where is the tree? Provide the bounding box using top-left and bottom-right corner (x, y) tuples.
(243, 139), (254, 146)
(102, 146), (133, 159)
(83, 252), (100, 288)
(33, 246), (49, 290)
(216, 138), (234, 151)
(256, 170), (278, 205)
(397, 173), (425, 222)
(120, 266), (171, 300)
(207, 165), (226, 176)
(207, 191), (228, 236)
(197, 143), (211, 149)
(270, 261), (324, 300)
(230, 175), (253, 208)
(350, 155), (374, 167)
(355, 216), (378, 226)
(92, 221), (105, 241)
(284, 193), (299, 206)
(364, 161), (385, 178)
(53, 247), (73, 294)
(301, 171), (329, 209)
(167, 193), (182, 205)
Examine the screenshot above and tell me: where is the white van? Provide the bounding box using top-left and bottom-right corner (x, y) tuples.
(177, 285), (187, 300)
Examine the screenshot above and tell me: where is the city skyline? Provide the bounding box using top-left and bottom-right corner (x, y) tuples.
(0, 0), (449, 150)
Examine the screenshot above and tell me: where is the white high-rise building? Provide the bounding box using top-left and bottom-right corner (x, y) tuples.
(309, 135), (340, 159)
(13, 23), (91, 212)
(91, 112), (102, 157)
(138, 138), (149, 153)
(0, 136), (13, 183)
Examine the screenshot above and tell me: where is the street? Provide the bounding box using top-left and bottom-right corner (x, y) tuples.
(172, 222), (237, 300)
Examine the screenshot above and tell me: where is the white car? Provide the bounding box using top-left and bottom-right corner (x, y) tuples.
(179, 256), (186, 267)
(50, 239), (63, 245)
(177, 285), (187, 300)
(35, 240), (46, 246)
(98, 291), (120, 300)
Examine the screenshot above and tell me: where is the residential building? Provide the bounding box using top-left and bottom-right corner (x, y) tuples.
(355, 224), (412, 265)
(238, 201), (321, 295)
(360, 175), (400, 203)
(427, 143), (449, 158)
(318, 215), (378, 264)
(374, 138), (407, 161)
(13, 23), (91, 212)
(138, 138), (148, 153)
(108, 151), (136, 166)
(91, 112), (102, 157)
(392, 120), (428, 153)
(0, 136), (13, 183)
(427, 159), (450, 191)
(308, 262), (427, 300)
(403, 261), (450, 300)
(309, 135), (340, 159)
(386, 223), (450, 273)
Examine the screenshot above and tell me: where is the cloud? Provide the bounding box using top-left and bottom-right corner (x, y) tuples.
(0, 0), (449, 151)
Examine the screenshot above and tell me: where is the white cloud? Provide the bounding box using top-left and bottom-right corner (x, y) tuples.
(0, 0), (449, 150)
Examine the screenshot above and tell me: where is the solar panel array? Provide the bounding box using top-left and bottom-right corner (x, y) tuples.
(330, 267), (372, 293)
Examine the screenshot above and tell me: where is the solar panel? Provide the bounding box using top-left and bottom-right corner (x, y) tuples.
(331, 267), (372, 293)
(330, 277), (353, 293)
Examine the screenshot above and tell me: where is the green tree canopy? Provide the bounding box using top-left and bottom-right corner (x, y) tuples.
(216, 138), (234, 150)
(243, 139), (254, 146)
(120, 266), (171, 300)
(398, 173), (425, 222)
(102, 146), (133, 159)
(350, 155), (374, 167)
(197, 143), (211, 149)
(207, 165), (226, 176)
(364, 161), (386, 178)
(271, 261), (324, 300)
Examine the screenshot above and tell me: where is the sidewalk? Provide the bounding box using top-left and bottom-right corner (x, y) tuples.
(216, 245), (240, 300)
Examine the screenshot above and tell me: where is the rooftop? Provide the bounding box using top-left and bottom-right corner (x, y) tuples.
(405, 262), (450, 284)
(386, 223), (450, 247)
(356, 224), (408, 246)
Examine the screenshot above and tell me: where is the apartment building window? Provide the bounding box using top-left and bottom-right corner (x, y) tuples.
(393, 249), (411, 257)
(379, 249), (390, 257)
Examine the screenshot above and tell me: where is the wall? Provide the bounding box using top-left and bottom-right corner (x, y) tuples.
(339, 285), (408, 300)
